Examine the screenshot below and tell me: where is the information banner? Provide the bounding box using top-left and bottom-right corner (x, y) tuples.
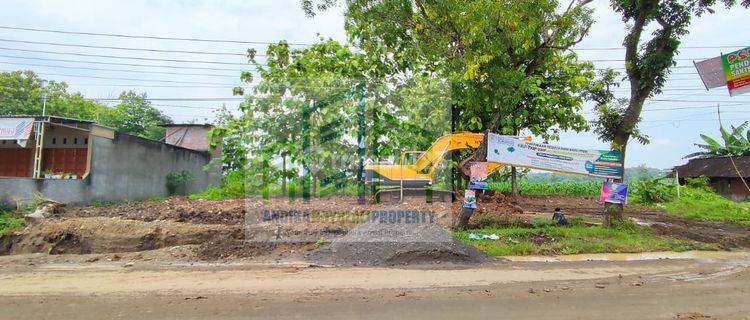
(0, 118), (34, 141)
(600, 181), (628, 204)
(487, 133), (623, 179)
(722, 47), (750, 96)
(463, 190), (477, 209)
(468, 162), (489, 190)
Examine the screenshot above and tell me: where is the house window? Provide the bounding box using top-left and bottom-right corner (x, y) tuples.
(63, 138), (67, 144)
(74, 138), (78, 144)
(52, 138), (56, 144)
(84, 138), (88, 144)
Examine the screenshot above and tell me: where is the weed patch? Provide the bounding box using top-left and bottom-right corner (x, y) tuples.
(0, 208), (24, 236)
(455, 218), (716, 256)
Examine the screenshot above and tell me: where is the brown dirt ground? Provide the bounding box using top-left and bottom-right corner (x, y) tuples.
(2, 194), (750, 263)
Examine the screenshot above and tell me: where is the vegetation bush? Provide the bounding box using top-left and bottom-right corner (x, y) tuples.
(629, 177), (676, 204)
(189, 169), (359, 200)
(0, 206), (24, 236)
(189, 170), (247, 200)
(659, 187), (750, 226)
(165, 170), (195, 195)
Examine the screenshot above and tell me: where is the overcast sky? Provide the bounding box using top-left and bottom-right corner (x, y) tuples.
(0, 0), (748, 169)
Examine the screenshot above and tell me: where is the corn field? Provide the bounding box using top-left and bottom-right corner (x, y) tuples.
(488, 181), (604, 197)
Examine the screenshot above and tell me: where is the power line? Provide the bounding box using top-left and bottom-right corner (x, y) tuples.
(0, 47), (252, 66)
(152, 104), (225, 110)
(0, 25), (315, 46)
(574, 45), (746, 51)
(0, 61), (240, 78)
(0, 37), (714, 63)
(67, 84), (237, 88)
(91, 97), (246, 102)
(0, 54), (247, 72)
(648, 98), (750, 103)
(0, 70), (242, 85)
(583, 57), (709, 62)
(0, 38), (254, 57)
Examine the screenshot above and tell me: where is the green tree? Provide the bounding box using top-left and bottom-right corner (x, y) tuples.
(0, 71), (173, 141)
(0, 70), (105, 119)
(685, 121), (750, 158)
(101, 91), (172, 141)
(592, 0), (749, 224)
(305, 0), (597, 229)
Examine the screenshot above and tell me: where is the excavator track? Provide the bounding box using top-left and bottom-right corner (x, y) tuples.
(373, 187), (454, 203)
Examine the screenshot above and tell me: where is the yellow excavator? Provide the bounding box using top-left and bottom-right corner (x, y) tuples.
(364, 132), (513, 202)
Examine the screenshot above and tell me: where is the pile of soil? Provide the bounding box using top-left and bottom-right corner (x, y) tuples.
(306, 221), (487, 266)
(1, 217), (240, 255)
(195, 235), (278, 261)
(62, 196), (455, 226)
(61, 198), (249, 225)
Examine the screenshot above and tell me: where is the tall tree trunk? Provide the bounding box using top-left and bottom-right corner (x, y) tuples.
(510, 127), (520, 196)
(311, 178), (317, 197)
(510, 166), (519, 197)
(281, 155), (287, 196)
(453, 130), (491, 230)
(604, 134), (629, 227)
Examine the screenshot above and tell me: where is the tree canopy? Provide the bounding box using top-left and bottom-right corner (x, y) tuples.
(593, 0), (749, 152)
(0, 70), (172, 141)
(305, 0), (596, 141)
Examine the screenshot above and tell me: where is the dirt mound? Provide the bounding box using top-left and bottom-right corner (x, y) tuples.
(306, 221), (487, 266)
(1, 217), (240, 255)
(61, 198), (249, 225)
(196, 235), (277, 261)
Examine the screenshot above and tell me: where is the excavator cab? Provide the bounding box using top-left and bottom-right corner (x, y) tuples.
(400, 151), (424, 167)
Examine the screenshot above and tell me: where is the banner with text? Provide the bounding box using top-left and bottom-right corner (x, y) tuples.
(722, 47), (750, 96)
(0, 117), (34, 141)
(487, 133), (623, 179)
(600, 181), (628, 204)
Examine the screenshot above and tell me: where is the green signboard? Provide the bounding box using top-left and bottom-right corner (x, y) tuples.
(722, 47), (750, 96)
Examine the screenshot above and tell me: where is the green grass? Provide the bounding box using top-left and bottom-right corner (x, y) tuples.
(190, 169), (362, 200)
(488, 180), (603, 197)
(455, 218), (717, 256)
(655, 188), (750, 227)
(0, 207), (24, 236)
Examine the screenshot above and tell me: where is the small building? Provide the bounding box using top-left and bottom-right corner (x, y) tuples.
(0, 116), (220, 206)
(672, 156), (750, 201)
(161, 123), (218, 154)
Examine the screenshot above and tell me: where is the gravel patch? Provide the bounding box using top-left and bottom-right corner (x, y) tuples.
(306, 219), (487, 266)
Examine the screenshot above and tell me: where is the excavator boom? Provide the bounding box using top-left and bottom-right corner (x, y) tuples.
(364, 132), (507, 202)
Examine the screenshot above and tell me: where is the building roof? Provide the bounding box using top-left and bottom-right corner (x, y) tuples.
(1, 115), (100, 131)
(1, 115), (95, 123)
(673, 156), (750, 178)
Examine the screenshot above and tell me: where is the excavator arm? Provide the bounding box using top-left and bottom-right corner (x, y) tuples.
(364, 132), (505, 188)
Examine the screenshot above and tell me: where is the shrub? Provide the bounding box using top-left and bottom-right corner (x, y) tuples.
(166, 170), (195, 195)
(684, 176), (711, 191)
(0, 209), (24, 236)
(287, 182), (297, 199)
(630, 177), (676, 204)
(189, 170), (245, 200)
